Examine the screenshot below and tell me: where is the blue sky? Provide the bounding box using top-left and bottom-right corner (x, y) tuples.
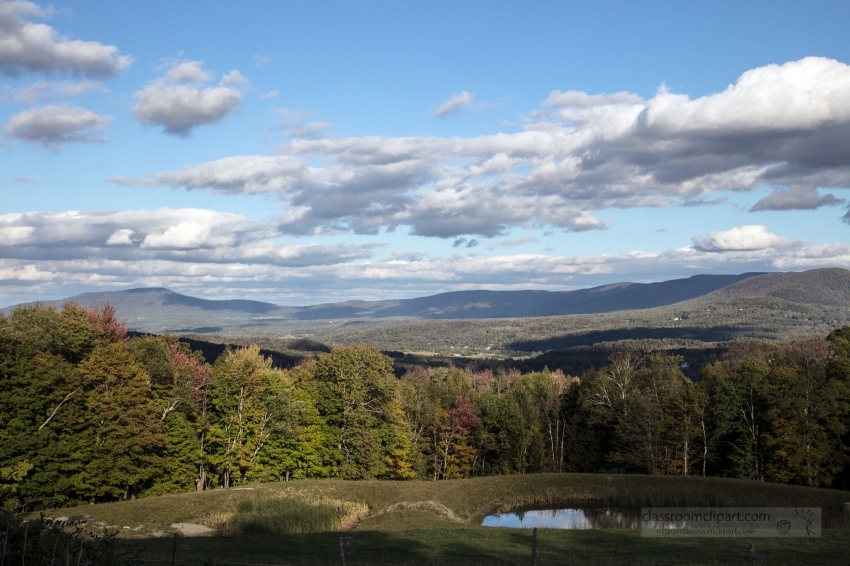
(1, 0), (849, 305)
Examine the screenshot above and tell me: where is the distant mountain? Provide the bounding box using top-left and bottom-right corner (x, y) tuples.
(2, 272), (778, 331)
(291, 273), (764, 319)
(27, 287), (284, 315)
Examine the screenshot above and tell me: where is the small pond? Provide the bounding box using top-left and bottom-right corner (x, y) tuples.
(482, 507), (640, 530)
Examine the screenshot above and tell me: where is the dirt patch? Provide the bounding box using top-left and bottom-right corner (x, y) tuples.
(370, 501), (465, 523)
(170, 523), (217, 536)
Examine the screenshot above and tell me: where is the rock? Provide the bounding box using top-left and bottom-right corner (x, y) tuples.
(170, 523), (216, 536)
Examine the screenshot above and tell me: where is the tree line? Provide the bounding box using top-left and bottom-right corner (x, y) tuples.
(1, 303), (848, 511)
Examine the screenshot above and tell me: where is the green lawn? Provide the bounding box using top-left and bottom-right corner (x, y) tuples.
(40, 474), (850, 565)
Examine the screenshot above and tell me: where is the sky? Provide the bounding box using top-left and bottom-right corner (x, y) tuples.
(1, 0), (850, 306)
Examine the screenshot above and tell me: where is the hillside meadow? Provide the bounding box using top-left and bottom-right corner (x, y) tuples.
(38, 474), (850, 566)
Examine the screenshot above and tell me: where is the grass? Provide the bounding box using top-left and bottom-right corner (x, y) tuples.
(224, 495), (369, 535)
(37, 474), (850, 565)
(118, 528), (850, 566)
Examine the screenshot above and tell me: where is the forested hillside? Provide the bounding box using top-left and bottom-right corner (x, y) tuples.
(2, 302), (849, 513)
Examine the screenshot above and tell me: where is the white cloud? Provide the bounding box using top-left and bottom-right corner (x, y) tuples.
(692, 225), (790, 252)
(0, 0), (132, 77)
(0, 224), (33, 244)
(9, 240), (847, 304)
(105, 228), (134, 245)
(0, 208), (374, 268)
(132, 61), (245, 136)
(2, 79), (107, 104)
(259, 90), (279, 100)
(1, 211), (849, 306)
(221, 70), (247, 85)
(141, 222), (236, 249)
(272, 107), (332, 139)
(544, 90), (643, 108)
(4, 103), (111, 149)
(254, 53), (272, 67)
(165, 60), (212, 83)
(489, 236), (538, 250)
(433, 91), (474, 118)
(118, 57), (850, 239)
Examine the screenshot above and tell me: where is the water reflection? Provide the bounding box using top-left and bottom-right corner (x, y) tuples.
(482, 507), (640, 529)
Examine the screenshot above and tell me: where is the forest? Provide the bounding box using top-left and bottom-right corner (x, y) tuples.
(1, 302), (849, 512)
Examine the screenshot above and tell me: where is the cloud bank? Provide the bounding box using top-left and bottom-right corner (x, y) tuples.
(115, 57), (850, 239)
(1, 214), (848, 306)
(0, 208), (373, 267)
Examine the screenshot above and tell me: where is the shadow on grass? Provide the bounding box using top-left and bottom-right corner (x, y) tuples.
(123, 527), (850, 566)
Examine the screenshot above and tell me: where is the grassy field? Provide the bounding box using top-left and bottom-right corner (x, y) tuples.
(39, 474), (850, 565)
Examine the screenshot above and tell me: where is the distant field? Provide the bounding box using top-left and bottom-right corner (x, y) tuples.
(41, 474), (850, 565)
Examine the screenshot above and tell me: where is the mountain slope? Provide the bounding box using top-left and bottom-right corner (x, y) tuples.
(696, 268), (850, 307)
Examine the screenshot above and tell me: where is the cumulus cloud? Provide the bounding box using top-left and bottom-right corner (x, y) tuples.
(118, 57), (850, 239)
(433, 91), (474, 118)
(105, 228), (133, 245)
(0, 0), (132, 77)
(4, 103), (111, 149)
(165, 60), (212, 83)
(692, 225), (789, 252)
(750, 186), (844, 211)
(221, 70), (247, 85)
(132, 60), (246, 136)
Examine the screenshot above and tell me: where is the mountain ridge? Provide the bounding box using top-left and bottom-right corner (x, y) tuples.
(5, 268), (849, 334)
(4, 272), (763, 322)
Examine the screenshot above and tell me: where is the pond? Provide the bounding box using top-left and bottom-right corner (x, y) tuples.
(481, 507), (640, 530)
